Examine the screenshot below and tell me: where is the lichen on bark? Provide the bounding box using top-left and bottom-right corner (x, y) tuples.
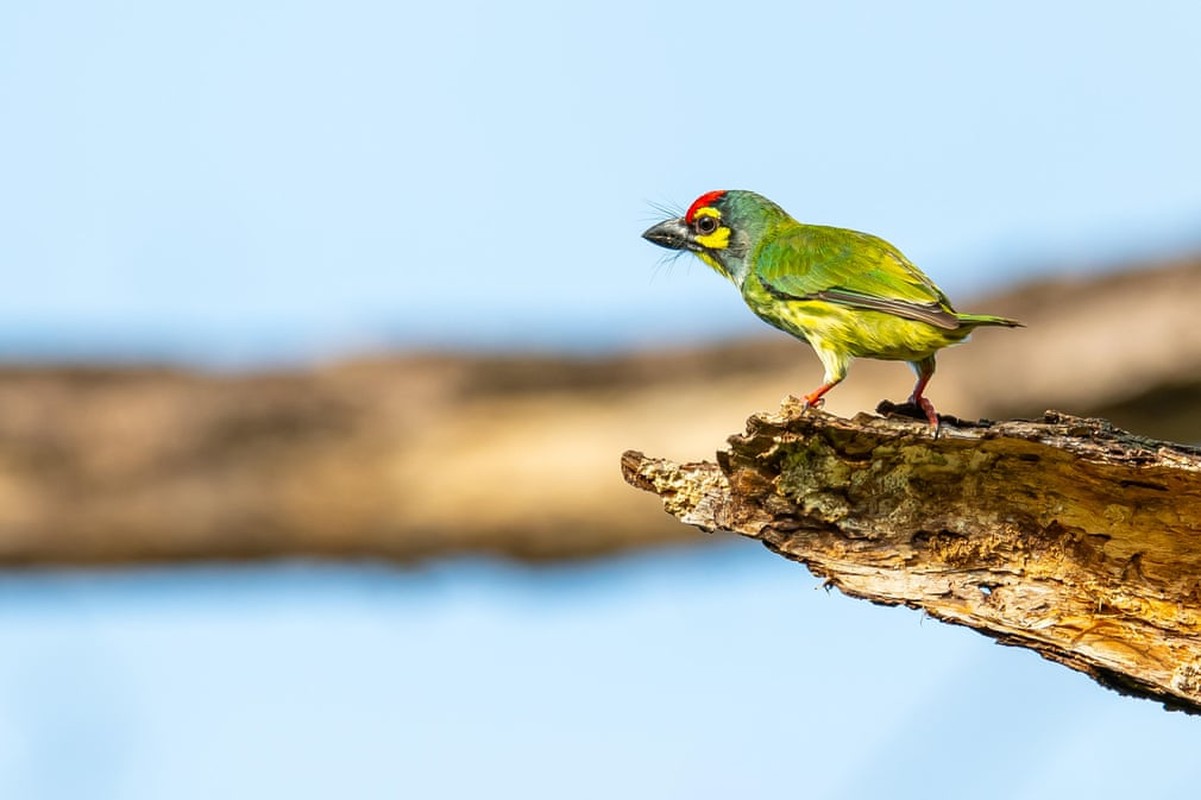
(622, 400), (1201, 713)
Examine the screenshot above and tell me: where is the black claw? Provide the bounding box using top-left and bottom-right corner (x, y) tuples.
(875, 399), (925, 420)
(875, 399), (942, 435)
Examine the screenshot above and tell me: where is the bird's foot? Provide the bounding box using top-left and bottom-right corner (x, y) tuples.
(800, 381), (838, 412)
(876, 396), (941, 437)
(910, 394), (939, 429)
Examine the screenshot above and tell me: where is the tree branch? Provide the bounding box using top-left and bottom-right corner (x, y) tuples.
(621, 400), (1201, 713)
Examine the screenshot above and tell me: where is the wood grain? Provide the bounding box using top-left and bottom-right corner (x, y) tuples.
(622, 401), (1201, 712)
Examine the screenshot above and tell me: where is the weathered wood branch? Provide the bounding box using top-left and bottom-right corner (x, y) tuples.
(621, 401), (1201, 712)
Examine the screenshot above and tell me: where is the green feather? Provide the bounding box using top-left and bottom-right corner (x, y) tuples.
(642, 189), (1022, 424)
(752, 225), (961, 329)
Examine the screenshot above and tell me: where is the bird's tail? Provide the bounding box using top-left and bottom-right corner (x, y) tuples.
(955, 312), (1023, 328)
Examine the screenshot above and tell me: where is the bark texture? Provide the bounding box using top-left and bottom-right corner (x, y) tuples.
(621, 401), (1201, 712)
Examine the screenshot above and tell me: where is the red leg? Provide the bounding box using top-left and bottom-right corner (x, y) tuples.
(908, 356), (939, 428)
(803, 347), (848, 412)
(802, 380), (839, 410)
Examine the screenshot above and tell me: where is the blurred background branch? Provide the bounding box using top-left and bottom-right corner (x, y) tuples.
(2, 256), (1199, 565)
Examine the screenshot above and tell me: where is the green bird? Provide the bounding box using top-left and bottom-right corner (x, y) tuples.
(642, 190), (1021, 427)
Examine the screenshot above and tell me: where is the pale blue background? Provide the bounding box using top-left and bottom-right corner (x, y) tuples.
(1, 2), (1200, 797)
(1, 1), (1199, 363)
(4, 548), (1201, 800)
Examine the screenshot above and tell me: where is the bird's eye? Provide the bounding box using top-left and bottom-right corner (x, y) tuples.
(695, 216), (719, 235)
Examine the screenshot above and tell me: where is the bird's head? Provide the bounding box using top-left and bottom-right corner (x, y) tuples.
(641, 190), (789, 286)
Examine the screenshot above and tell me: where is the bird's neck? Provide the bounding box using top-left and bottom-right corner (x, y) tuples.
(698, 247), (751, 289)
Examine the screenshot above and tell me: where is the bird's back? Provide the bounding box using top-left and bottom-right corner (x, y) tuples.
(740, 220), (1017, 360)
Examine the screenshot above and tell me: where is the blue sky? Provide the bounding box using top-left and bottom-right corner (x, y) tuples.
(1, 1), (1200, 363)
(3, 548), (1200, 800)
(3, 3), (1201, 797)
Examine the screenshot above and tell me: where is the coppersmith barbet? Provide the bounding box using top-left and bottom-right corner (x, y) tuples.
(642, 190), (1021, 427)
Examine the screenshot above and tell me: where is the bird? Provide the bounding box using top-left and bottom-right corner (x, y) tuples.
(642, 190), (1021, 428)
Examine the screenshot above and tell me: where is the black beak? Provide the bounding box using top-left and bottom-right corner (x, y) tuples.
(641, 218), (698, 252)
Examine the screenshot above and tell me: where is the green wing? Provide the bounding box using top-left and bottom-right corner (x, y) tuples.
(753, 224), (961, 330)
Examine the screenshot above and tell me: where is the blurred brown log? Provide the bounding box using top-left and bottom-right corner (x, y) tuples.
(0, 256), (1198, 565)
(622, 402), (1201, 712)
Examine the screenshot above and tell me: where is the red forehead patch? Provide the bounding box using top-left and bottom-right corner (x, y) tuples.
(684, 190), (726, 223)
